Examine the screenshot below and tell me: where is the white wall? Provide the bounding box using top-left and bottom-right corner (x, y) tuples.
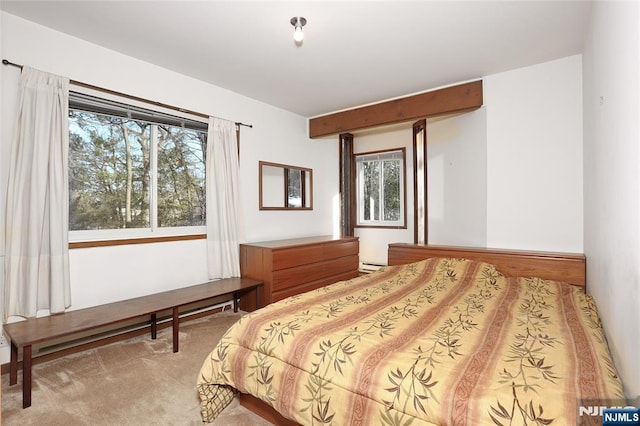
(0, 5), (5, 345)
(427, 109), (487, 247)
(583, 1), (640, 401)
(0, 13), (338, 361)
(485, 55), (584, 253)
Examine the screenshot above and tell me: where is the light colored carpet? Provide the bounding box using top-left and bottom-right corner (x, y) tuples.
(1, 310), (274, 426)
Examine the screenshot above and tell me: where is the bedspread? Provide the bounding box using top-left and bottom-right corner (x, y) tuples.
(197, 258), (624, 425)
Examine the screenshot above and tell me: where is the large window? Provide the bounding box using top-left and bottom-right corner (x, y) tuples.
(68, 92), (207, 240)
(355, 148), (406, 228)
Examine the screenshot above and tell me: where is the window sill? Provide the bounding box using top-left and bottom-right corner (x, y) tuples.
(69, 233), (206, 249)
(355, 224), (407, 229)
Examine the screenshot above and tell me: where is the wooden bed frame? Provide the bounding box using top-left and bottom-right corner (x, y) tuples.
(238, 244), (587, 425)
(387, 244), (586, 288)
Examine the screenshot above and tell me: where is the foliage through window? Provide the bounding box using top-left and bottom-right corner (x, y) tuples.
(68, 92), (207, 235)
(355, 148), (406, 227)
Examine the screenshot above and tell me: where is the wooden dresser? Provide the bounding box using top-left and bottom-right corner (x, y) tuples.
(239, 235), (359, 309)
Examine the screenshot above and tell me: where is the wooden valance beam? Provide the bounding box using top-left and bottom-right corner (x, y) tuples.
(309, 80), (483, 138)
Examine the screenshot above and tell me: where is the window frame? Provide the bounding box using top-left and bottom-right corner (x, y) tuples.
(354, 147), (407, 229)
(67, 90), (208, 244)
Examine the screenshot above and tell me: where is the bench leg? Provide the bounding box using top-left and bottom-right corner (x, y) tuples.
(9, 340), (18, 385)
(233, 292), (239, 312)
(23, 344), (32, 408)
(150, 313), (157, 339)
(172, 307), (179, 353)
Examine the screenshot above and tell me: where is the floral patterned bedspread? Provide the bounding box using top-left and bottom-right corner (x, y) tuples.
(197, 258), (624, 425)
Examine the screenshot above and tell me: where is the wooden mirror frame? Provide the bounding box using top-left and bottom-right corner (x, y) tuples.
(259, 161), (313, 210)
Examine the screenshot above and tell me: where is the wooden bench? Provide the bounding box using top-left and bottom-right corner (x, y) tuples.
(3, 277), (263, 408)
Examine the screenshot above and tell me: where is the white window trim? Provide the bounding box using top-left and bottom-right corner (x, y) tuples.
(355, 149), (406, 228)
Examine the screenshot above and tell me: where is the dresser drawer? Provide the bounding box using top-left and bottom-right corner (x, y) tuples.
(272, 255), (359, 292)
(322, 239), (358, 260)
(272, 269), (360, 302)
(272, 244), (324, 271)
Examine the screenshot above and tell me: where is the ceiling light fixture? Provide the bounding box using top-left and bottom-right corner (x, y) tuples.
(290, 16), (307, 43)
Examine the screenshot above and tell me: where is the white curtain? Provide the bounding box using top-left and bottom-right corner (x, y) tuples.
(4, 67), (71, 319)
(206, 117), (243, 278)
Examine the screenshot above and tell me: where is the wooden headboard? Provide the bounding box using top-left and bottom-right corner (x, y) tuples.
(388, 244), (586, 289)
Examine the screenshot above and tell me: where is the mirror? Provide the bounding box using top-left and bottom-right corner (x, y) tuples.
(259, 161), (313, 210)
(413, 119), (427, 244)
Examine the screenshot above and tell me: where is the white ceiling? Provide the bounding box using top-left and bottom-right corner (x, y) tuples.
(0, 1), (592, 118)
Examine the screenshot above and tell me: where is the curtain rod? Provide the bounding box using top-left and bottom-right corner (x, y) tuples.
(2, 59), (253, 129)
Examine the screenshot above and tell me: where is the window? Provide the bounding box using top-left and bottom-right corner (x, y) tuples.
(355, 148), (406, 228)
(68, 92), (207, 240)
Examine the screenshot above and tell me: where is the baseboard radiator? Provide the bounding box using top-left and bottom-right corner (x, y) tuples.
(359, 261), (385, 274)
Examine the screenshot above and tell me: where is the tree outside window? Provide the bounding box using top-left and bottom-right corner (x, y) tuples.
(69, 105), (206, 234)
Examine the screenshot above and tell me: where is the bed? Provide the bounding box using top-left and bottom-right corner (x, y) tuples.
(197, 244), (625, 425)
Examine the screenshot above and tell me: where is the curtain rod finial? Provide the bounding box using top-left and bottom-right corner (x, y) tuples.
(2, 59), (23, 69)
